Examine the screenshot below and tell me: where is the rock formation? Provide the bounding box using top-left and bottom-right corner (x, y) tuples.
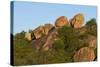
(15, 13), (97, 65)
(25, 13), (84, 40)
(32, 26), (44, 39)
(24, 13), (97, 54)
(43, 24), (54, 35)
(31, 24), (54, 39)
(42, 28), (58, 51)
(32, 35), (48, 50)
(55, 16), (69, 28)
(70, 13), (84, 28)
(32, 28), (58, 51)
(73, 47), (95, 62)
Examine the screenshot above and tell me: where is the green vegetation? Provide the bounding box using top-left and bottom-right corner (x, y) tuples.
(58, 26), (80, 51)
(57, 26), (80, 62)
(86, 18), (97, 36)
(53, 39), (65, 51)
(14, 31), (39, 65)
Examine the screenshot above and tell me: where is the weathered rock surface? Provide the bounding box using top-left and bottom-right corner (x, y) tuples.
(55, 16), (69, 27)
(86, 35), (97, 49)
(43, 24), (54, 35)
(32, 28), (58, 51)
(32, 35), (47, 50)
(25, 32), (31, 41)
(42, 28), (58, 51)
(31, 24), (54, 39)
(73, 47), (95, 62)
(32, 26), (44, 39)
(70, 13), (84, 28)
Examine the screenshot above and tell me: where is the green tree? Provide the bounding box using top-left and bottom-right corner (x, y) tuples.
(58, 26), (80, 62)
(53, 39), (65, 51)
(14, 31), (26, 39)
(86, 18), (97, 36)
(58, 26), (80, 52)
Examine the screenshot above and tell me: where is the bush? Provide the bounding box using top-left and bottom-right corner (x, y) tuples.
(53, 39), (65, 51)
(14, 31), (39, 65)
(14, 31), (26, 39)
(57, 26), (81, 62)
(58, 26), (80, 52)
(86, 18), (97, 36)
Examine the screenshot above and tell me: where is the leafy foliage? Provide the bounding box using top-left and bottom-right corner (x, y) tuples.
(14, 31), (26, 40)
(86, 18), (97, 36)
(53, 39), (65, 51)
(14, 31), (39, 65)
(58, 26), (80, 52)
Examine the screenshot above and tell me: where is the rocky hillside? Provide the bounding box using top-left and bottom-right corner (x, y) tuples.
(14, 13), (97, 65)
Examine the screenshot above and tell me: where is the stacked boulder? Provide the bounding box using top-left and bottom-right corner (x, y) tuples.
(43, 24), (54, 35)
(25, 13), (85, 41)
(32, 25), (44, 39)
(32, 26), (58, 51)
(25, 24), (54, 40)
(55, 16), (69, 28)
(70, 13), (84, 28)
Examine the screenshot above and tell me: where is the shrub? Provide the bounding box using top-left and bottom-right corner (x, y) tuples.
(86, 18), (97, 36)
(53, 39), (65, 51)
(58, 26), (80, 52)
(14, 31), (39, 65)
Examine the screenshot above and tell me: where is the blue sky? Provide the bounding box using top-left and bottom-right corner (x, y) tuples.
(13, 1), (97, 34)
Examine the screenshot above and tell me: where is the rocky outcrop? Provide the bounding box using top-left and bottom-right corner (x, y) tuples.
(43, 24), (54, 35)
(24, 13), (97, 53)
(73, 47), (95, 62)
(42, 28), (58, 51)
(70, 13), (84, 28)
(18, 13), (97, 65)
(31, 24), (54, 39)
(32, 26), (44, 39)
(25, 13), (85, 40)
(32, 35), (48, 50)
(55, 16), (69, 27)
(32, 28), (58, 51)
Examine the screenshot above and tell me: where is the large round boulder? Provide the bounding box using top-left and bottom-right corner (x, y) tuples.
(55, 16), (69, 27)
(70, 13), (84, 28)
(73, 47), (95, 62)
